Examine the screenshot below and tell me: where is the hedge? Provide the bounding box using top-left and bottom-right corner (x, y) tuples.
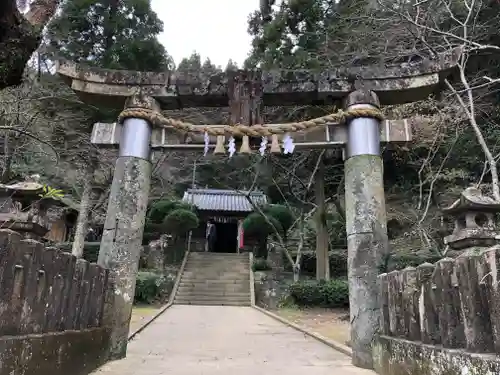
(134, 271), (167, 304)
(284, 250), (443, 277)
(289, 279), (349, 308)
(252, 258), (272, 271)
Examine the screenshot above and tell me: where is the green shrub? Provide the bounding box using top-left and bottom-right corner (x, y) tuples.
(82, 242), (101, 263)
(289, 279), (349, 308)
(284, 251), (348, 278)
(285, 250), (443, 278)
(134, 271), (166, 304)
(243, 212), (283, 238)
(263, 204), (295, 234)
(148, 199), (194, 224)
(252, 257), (272, 271)
(163, 209), (199, 235)
(142, 220), (170, 245)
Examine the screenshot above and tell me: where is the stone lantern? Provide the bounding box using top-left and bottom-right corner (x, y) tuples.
(442, 187), (500, 251)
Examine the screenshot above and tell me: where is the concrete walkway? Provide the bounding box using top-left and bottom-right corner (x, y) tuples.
(94, 305), (375, 375)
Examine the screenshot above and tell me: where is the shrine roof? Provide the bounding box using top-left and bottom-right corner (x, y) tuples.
(182, 188), (267, 213)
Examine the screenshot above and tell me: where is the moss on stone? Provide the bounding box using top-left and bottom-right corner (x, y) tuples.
(374, 336), (500, 375)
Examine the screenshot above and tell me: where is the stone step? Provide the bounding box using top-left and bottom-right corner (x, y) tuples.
(184, 264), (249, 269)
(183, 266), (249, 271)
(184, 267), (249, 275)
(188, 254), (249, 258)
(174, 300), (251, 306)
(179, 279), (248, 285)
(180, 281), (249, 286)
(181, 277), (250, 286)
(182, 270), (249, 275)
(185, 263), (249, 267)
(183, 269), (249, 274)
(174, 295), (250, 303)
(182, 271), (250, 280)
(186, 260), (249, 264)
(175, 253), (251, 307)
(185, 262), (249, 267)
(177, 288), (249, 295)
(181, 273), (249, 279)
(188, 257), (250, 263)
(175, 290), (250, 298)
(188, 255), (249, 258)
(177, 284), (249, 291)
(184, 273), (250, 280)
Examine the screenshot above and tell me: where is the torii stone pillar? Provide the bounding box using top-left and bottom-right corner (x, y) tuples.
(343, 90), (388, 368)
(97, 95), (159, 359)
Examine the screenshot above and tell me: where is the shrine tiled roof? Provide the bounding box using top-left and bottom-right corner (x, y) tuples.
(182, 188), (267, 212)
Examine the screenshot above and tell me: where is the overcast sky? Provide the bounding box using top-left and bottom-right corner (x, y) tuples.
(151, 0), (258, 68)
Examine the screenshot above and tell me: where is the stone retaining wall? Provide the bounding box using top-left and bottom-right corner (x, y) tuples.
(0, 229), (112, 375)
(375, 246), (500, 374)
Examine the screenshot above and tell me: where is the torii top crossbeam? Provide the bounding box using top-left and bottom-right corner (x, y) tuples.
(56, 48), (461, 109)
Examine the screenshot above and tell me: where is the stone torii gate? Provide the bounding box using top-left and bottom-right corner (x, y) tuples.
(57, 49), (459, 369)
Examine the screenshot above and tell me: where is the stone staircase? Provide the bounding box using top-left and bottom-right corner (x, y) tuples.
(174, 252), (251, 306)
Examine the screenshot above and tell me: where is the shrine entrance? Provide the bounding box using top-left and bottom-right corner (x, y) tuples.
(56, 47), (460, 367)
(181, 188), (267, 253)
(213, 221), (238, 253)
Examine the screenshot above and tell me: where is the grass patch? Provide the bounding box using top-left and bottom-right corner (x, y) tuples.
(129, 304), (162, 333)
(275, 306), (351, 346)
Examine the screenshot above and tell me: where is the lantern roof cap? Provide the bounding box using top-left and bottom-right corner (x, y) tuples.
(442, 187), (500, 216)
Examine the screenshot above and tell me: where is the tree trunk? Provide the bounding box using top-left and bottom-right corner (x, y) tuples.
(0, 0), (59, 89)
(71, 167), (93, 258)
(315, 156), (330, 280)
(1, 133), (13, 183)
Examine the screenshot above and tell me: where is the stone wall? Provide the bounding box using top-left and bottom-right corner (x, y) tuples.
(374, 246), (500, 374)
(0, 229), (111, 375)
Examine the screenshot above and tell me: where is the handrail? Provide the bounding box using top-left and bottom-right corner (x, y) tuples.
(168, 249), (190, 305)
(249, 252), (255, 306)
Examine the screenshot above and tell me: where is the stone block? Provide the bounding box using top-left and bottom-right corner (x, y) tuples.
(479, 246), (500, 353)
(373, 335), (500, 375)
(416, 263), (440, 344)
(378, 273), (390, 335)
(0, 328), (110, 375)
(401, 267), (420, 341)
(456, 254), (494, 352)
(433, 258), (465, 348)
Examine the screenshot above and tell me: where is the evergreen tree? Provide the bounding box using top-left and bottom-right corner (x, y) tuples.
(46, 0), (173, 71)
(177, 52), (222, 77)
(225, 59), (239, 72)
(246, 0), (330, 69)
(177, 52), (202, 75)
(40, 0), (173, 257)
(245, 0), (382, 69)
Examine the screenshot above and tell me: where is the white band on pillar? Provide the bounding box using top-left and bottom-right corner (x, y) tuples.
(346, 103), (381, 158)
(119, 118), (152, 159)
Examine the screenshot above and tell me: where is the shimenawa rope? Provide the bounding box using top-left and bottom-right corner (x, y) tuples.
(117, 107), (384, 137)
